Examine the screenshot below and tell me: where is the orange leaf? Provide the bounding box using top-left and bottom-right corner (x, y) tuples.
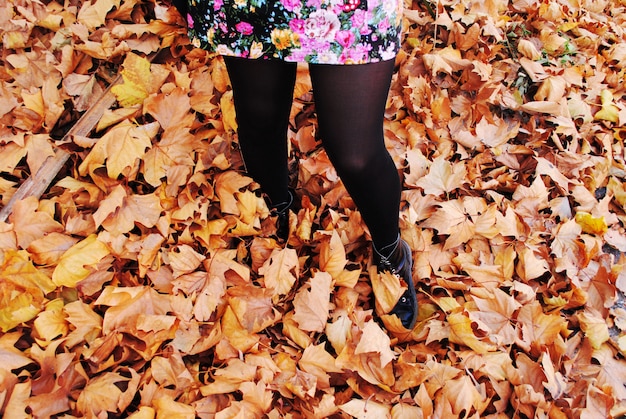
(448, 311), (497, 354)
(415, 155), (467, 197)
(516, 301), (565, 355)
(292, 271), (332, 332)
(10, 196), (63, 249)
(258, 247), (299, 296)
(228, 284), (281, 333)
(318, 230), (347, 278)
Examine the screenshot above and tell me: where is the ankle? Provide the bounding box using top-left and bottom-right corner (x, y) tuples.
(270, 190), (294, 214)
(373, 233), (401, 263)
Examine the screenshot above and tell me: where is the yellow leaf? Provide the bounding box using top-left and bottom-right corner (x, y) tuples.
(220, 90), (238, 132)
(126, 406), (155, 419)
(111, 52), (152, 107)
(578, 310), (610, 349)
(575, 211), (608, 235)
(33, 299), (68, 345)
(52, 234), (110, 288)
(594, 89), (619, 123)
(0, 250), (56, 332)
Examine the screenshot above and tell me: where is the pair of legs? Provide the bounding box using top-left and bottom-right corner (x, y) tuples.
(224, 56), (401, 252)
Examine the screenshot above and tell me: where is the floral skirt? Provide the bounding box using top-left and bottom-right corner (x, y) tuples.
(183, 0), (403, 64)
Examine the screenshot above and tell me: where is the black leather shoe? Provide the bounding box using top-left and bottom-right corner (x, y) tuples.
(271, 191), (293, 243)
(374, 238), (417, 329)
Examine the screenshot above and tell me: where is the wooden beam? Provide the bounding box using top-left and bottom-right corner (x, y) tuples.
(0, 74), (122, 223)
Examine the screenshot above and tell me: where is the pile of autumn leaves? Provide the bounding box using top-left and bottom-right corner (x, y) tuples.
(1, 0), (626, 417)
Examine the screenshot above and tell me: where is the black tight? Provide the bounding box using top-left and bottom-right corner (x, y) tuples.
(224, 56), (401, 250)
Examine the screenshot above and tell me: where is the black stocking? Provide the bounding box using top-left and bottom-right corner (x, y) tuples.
(224, 56), (297, 206)
(225, 57), (401, 251)
(309, 60), (401, 251)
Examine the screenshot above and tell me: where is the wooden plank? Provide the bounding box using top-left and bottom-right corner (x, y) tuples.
(0, 74), (122, 223)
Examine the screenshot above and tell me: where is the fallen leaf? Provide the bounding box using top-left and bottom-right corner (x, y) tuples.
(292, 271), (332, 333)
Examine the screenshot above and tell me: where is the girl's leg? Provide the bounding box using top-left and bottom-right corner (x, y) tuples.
(223, 56), (297, 206)
(308, 59), (401, 251)
(309, 60), (417, 329)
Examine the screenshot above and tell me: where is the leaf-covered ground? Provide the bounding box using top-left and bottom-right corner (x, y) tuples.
(1, 0), (626, 417)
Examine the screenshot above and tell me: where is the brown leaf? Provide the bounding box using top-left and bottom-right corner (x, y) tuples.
(292, 271), (332, 333)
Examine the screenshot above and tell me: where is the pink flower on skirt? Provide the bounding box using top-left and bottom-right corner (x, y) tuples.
(335, 30), (355, 48)
(235, 21), (254, 35)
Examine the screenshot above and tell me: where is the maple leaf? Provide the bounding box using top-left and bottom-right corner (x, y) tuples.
(228, 284), (281, 333)
(0, 332), (35, 370)
(422, 197), (485, 249)
(299, 343), (342, 390)
(468, 288), (521, 346)
(258, 247), (299, 296)
(27, 232), (79, 266)
(441, 375), (489, 417)
(110, 52), (169, 108)
(354, 320), (396, 367)
(318, 230), (347, 278)
(592, 344), (626, 401)
(422, 46), (472, 75)
(476, 115), (520, 148)
(220, 90), (238, 132)
(214, 171), (254, 215)
(594, 89), (620, 123)
(152, 396), (196, 419)
(540, 350), (567, 400)
(340, 398), (391, 419)
(95, 285), (172, 334)
(93, 185), (163, 235)
(33, 299), (68, 345)
(370, 266), (405, 315)
(77, 0), (121, 30)
(78, 121), (158, 179)
(10, 196), (64, 249)
(578, 309), (610, 349)
(0, 250), (56, 332)
(516, 301), (566, 355)
(447, 311), (497, 354)
(292, 271), (333, 332)
(63, 300), (103, 348)
(76, 370), (140, 417)
(415, 155), (467, 197)
(167, 244), (205, 277)
(201, 358), (257, 396)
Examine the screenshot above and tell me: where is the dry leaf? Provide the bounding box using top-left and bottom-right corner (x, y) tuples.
(292, 271), (332, 332)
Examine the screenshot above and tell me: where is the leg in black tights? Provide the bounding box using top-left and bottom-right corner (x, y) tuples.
(224, 56), (297, 207)
(309, 60), (401, 252)
(225, 56), (401, 252)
